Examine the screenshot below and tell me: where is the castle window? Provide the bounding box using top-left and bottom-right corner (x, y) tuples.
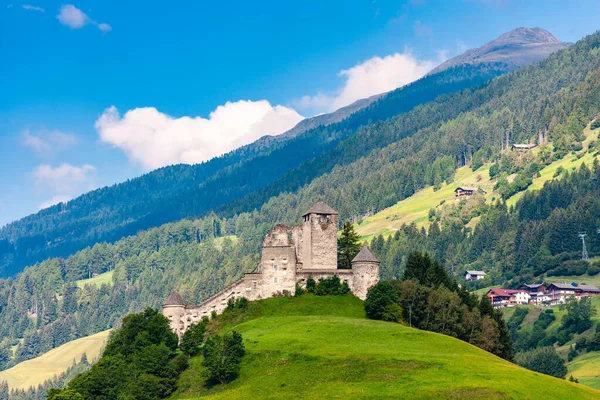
(253, 281), (257, 289)
(288, 233), (292, 241)
(273, 265), (279, 271)
(272, 234), (276, 239)
(273, 277), (278, 283)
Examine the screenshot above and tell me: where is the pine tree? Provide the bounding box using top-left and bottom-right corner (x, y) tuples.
(337, 221), (361, 269)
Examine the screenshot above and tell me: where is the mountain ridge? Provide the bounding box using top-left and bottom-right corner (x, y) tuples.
(429, 27), (570, 75)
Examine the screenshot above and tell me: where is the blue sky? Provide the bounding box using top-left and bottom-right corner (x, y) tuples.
(1, 0), (599, 226)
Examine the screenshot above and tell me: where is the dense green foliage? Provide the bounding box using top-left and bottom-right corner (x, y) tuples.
(516, 347), (568, 378)
(180, 321), (208, 357)
(53, 308), (183, 400)
(365, 252), (513, 360)
(0, 64), (505, 278)
(337, 221), (361, 269)
(202, 331), (245, 384)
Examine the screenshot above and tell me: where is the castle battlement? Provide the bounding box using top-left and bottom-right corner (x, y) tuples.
(163, 201), (380, 338)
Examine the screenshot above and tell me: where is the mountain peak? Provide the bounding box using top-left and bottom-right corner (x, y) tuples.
(428, 27), (569, 75)
(492, 27), (561, 45)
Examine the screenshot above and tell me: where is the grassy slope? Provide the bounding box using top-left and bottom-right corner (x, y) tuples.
(356, 124), (600, 241)
(170, 296), (598, 400)
(76, 270), (114, 289)
(0, 330), (110, 390)
(356, 165), (494, 240)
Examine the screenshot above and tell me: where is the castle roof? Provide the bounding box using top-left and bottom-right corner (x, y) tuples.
(303, 201), (338, 216)
(163, 291), (185, 306)
(352, 246), (380, 263)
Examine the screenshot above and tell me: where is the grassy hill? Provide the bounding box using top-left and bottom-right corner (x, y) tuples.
(0, 330), (110, 390)
(76, 271), (114, 289)
(169, 295), (598, 399)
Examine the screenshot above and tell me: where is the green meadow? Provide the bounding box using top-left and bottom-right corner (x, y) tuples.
(170, 295), (598, 400)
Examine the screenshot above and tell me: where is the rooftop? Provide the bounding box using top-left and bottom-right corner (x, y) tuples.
(487, 288), (520, 297)
(163, 291), (185, 306)
(466, 270), (486, 275)
(352, 246), (380, 263)
(303, 201), (338, 216)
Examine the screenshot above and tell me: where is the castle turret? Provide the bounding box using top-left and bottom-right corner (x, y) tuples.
(162, 291), (186, 339)
(351, 246), (380, 300)
(301, 201), (338, 270)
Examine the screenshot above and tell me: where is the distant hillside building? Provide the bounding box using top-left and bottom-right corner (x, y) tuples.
(455, 187), (476, 199)
(465, 270), (486, 281)
(163, 201), (381, 339)
(511, 143), (538, 151)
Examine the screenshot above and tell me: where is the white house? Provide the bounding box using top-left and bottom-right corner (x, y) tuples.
(514, 291), (531, 305)
(465, 270), (486, 281)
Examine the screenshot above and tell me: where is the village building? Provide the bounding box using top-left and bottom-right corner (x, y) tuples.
(511, 143), (538, 151)
(454, 187), (476, 199)
(486, 288), (530, 307)
(465, 270), (486, 281)
(162, 201), (381, 339)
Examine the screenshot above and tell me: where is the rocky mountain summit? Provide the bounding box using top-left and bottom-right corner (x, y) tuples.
(429, 27), (570, 75)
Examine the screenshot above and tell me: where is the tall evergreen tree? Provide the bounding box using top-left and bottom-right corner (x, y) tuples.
(337, 221), (361, 269)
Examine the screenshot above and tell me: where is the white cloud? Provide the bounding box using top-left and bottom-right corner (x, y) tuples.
(98, 23), (112, 32)
(32, 163), (96, 194)
(296, 49), (439, 113)
(23, 4), (44, 12)
(95, 101), (305, 171)
(57, 4), (111, 32)
(39, 195), (72, 210)
(22, 129), (77, 155)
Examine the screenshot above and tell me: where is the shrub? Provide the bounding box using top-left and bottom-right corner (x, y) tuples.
(313, 275), (350, 296)
(591, 119), (600, 130)
(202, 331), (245, 384)
(516, 347), (567, 378)
(294, 283), (305, 297)
(364, 281), (400, 320)
(180, 321), (206, 356)
(588, 264), (600, 276)
(306, 277), (316, 293)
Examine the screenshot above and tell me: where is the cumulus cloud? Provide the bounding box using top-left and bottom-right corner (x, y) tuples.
(95, 101), (304, 171)
(23, 4), (44, 12)
(22, 129), (77, 155)
(296, 49), (439, 113)
(32, 163), (96, 193)
(32, 163), (96, 210)
(57, 4), (111, 32)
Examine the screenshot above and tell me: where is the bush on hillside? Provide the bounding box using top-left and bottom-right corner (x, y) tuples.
(591, 119), (600, 130)
(202, 331), (245, 384)
(516, 347), (567, 378)
(180, 320), (207, 356)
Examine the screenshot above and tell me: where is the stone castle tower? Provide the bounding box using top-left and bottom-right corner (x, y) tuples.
(163, 201), (380, 338)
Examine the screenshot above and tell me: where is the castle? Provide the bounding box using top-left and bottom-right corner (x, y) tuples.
(162, 201), (380, 338)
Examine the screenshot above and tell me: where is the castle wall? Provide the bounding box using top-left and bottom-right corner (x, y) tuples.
(163, 274), (264, 339)
(261, 246), (297, 297)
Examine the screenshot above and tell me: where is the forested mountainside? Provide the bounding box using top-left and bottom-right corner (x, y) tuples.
(1, 30), (600, 373)
(0, 62), (508, 278)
